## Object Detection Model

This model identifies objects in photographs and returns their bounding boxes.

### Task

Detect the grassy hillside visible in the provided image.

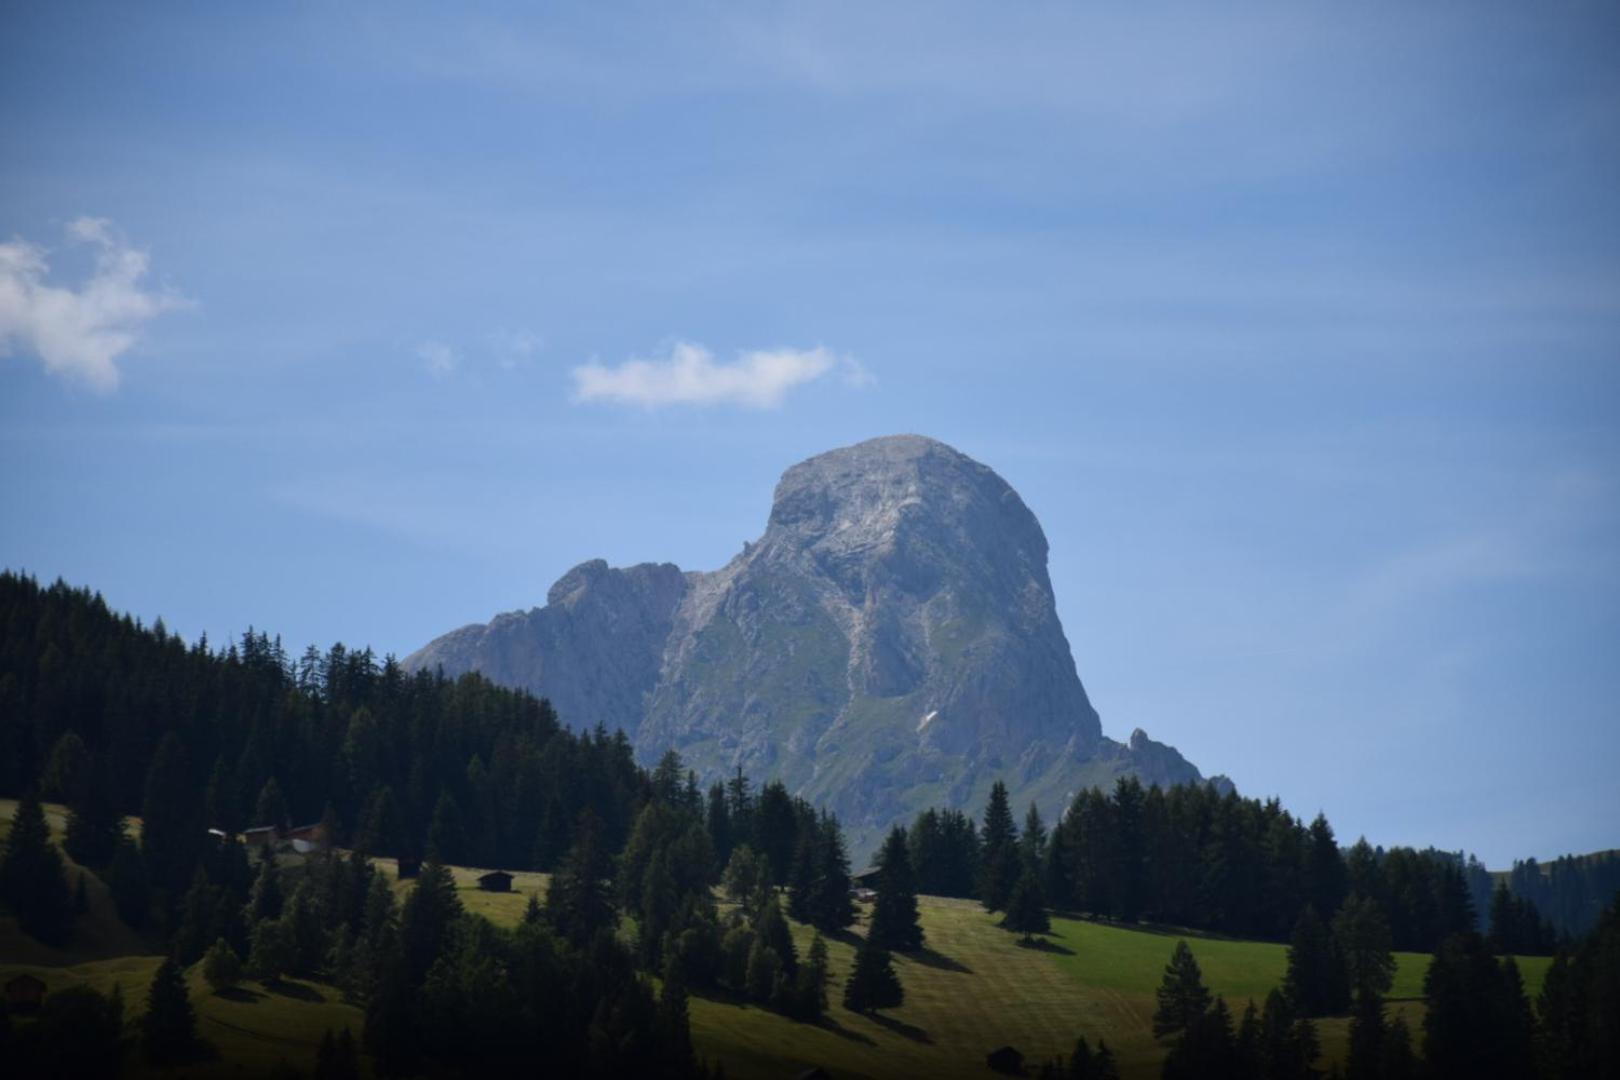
[685,900,1550,1080]
[2,800,1555,1080]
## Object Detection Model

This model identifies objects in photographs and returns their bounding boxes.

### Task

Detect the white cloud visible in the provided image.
[416,340,459,378]
[571,341,864,410]
[0,217,187,392]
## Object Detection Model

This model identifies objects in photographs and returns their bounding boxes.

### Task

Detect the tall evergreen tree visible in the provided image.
[0,787,72,945]
[141,732,201,895]
[843,935,903,1014]
[868,826,924,952]
[809,812,856,931]
[1333,893,1396,997]
[252,776,290,832]
[64,752,125,868]
[979,780,1019,912]
[1283,905,1350,1017]
[1345,986,1386,1080]
[107,835,150,928]
[141,956,197,1064]
[545,810,616,946]
[1001,864,1051,943]
[400,859,464,985]
[1153,940,1212,1038]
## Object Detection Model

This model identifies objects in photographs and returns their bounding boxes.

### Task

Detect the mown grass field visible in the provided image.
[2,800,1554,1079]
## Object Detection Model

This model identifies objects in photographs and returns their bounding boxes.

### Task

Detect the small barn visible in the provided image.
[397,856,421,880]
[477,870,514,893]
[285,822,330,854]
[986,1045,1025,1075]
[851,866,882,889]
[5,973,47,1013]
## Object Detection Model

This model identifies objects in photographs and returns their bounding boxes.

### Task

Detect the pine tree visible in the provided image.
[1345,986,1385,1080]
[809,812,856,931]
[0,787,72,945]
[1000,864,1051,942]
[1333,893,1396,997]
[141,956,196,1063]
[544,810,615,946]
[1284,905,1350,1017]
[722,845,769,915]
[142,732,201,894]
[786,826,817,923]
[755,894,799,975]
[979,780,1019,911]
[425,790,466,865]
[247,855,284,923]
[252,776,290,832]
[400,860,463,985]
[1153,940,1212,1038]
[107,835,150,928]
[203,937,243,992]
[1022,802,1048,868]
[64,752,125,868]
[869,825,924,952]
[657,956,697,1075]
[843,935,903,1014]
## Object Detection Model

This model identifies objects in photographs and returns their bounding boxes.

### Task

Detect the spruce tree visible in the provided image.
[142,732,201,894]
[203,937,243,992]
[107,836,150,928]
[810,813,857,931]
[1001,864,1051,942]
[1345,986,1385,1080]
[544,811,616,946]
[252,776,290,832]
[979,780,1019,911]
[756,894,799,975]
[842,935,903,1014]
[1153,940,1212,1038]
[868,825,924,952]
[400,859,463,985]
[656,956,696,1075]
[425,790,466,865]
[0,787,72,945]
[64,752,125,868]
[1284,905,1350,1017]
[141,956,196,1063]
[1333,893,1396,997]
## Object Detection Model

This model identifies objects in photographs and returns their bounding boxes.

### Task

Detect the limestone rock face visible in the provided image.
[405,435,1218,856]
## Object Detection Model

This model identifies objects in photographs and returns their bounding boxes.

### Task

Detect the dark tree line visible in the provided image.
[905,775,1505,957]
[1507,851,1620,939]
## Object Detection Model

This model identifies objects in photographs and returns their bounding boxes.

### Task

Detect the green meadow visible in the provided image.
[1,801,1553,1080]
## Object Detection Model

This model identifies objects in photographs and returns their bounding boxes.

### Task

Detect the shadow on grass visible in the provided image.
[1049,911,1251,943]
[903,946,973,973]
[870,1012,932,1044]
[261,979,325,1003]
[213,986,265,1004]
[817,1015,877,1046]
[1015,936,1074,956]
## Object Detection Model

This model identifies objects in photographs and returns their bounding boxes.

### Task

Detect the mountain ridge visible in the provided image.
[406,434,1226,855]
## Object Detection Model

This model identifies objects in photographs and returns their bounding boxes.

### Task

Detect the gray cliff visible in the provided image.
[405,435,1223,856]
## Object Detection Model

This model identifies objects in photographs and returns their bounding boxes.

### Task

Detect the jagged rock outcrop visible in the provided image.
[406,435,1222,856]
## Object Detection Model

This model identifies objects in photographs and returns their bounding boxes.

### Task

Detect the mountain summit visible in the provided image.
[407,435,1220,854]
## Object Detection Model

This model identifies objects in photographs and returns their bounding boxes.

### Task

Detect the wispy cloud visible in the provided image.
[488,329,542,369]
[571,341,868,410]
[416,340,459,378]
[0,217,187,392]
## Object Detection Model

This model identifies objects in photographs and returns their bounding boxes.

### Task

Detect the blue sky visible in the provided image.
[3,2,1617,866]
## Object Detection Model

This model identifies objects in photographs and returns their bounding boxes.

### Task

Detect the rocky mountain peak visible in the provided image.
[406,435,1217,857]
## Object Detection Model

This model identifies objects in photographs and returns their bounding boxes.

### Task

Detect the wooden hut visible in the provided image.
[477,870,514,893]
